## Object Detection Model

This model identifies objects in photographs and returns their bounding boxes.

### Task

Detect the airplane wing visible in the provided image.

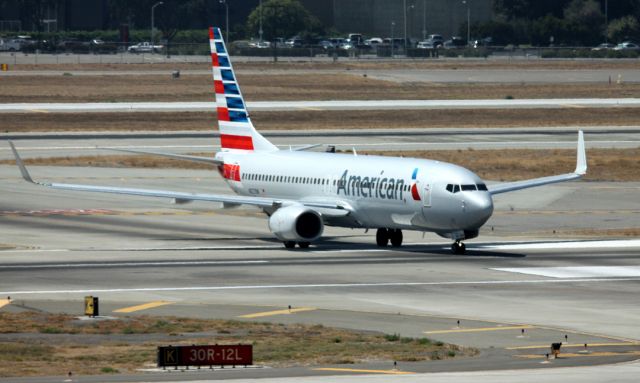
[488,131,587,195]
[101,147,223,166]
[8,142,350,216]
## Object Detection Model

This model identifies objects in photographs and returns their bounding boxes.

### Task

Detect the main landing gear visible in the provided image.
[284,241,310,249]
[451,241,466,255]
[376,228,403,247]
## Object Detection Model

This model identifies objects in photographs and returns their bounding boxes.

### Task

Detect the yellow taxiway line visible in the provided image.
[425,325,534,335]
[313,368,414,375]
[0,299,11,309]
[239,307,316,319]
[114,301,174,313]
[507,342,640,350]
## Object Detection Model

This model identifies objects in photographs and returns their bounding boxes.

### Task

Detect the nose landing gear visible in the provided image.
[451,241,466,254]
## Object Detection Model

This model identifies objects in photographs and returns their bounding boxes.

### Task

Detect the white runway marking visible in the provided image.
[2,278,639,296]
[0,260,269,269]
[1,141,637,153]
[2,98,640,113]
[492,266,640,279]
[1,245,284,253]
[475,239,640,251]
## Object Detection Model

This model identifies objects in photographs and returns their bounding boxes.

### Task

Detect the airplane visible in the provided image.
[8,27,587,254]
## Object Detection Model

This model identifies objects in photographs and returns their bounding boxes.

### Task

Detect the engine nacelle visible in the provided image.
[268,205,324,242]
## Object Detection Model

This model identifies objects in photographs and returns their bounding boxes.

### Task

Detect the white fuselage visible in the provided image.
[218,150,494,237]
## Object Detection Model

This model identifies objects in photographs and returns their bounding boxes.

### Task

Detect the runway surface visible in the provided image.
[2,98,640,113]
[1,162,639,381]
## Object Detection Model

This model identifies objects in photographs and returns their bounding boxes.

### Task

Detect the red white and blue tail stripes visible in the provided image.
[209,27,277,152]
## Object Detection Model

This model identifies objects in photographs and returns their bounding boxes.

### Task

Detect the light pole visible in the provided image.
[219,0,229,42]
[259,0,263,43]
[422,0,426,41]
[462,0,470,46]
[391,21,395,57]
[151,1,163,51]
[605,0,608,43]
[403,0,407,54]
[408,3,415,47]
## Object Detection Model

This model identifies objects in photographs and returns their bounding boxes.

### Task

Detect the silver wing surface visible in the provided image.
[489,131,587,195]
[8,142,349,216]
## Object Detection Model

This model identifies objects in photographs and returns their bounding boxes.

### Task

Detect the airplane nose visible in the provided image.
[465,192,494,227]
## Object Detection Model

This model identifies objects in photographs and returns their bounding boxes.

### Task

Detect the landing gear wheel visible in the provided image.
[451,241,466,255]
[298,242,310,249]
[389,229,403,247]
[376,228,389,247]
[284,241,296,249]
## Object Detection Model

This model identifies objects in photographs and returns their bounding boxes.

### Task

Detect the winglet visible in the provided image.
[575,130,587,175]
[8,141,34,183]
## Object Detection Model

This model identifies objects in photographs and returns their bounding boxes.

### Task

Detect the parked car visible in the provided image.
[57,38,89,53]
[285,37,303,48]
[442,36,467,49]
[473,37,493,48]
[90,39,118,54]
[613,42,639,51]
[347,33,363,45]
[318,40,334,49]
[128,42,163,53]
[426,34,444,46]
[416,40,436,49]
[0,38,22,51]
[248,40,270,48]
[591,42,615,51]
[364,37,383,47]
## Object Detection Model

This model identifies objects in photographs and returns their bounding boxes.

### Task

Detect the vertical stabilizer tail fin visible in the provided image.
[209,27,277,152]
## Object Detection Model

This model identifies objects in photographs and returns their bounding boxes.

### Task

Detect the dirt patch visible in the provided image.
[2,73,639,103]
[0,311,472,377]
[2,148,638,182]
[3,108,640,133]
[554,228,640,237]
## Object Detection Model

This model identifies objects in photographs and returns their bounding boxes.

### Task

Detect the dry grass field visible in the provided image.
[11,59,640,72]
[2,73,640,103]
[3,108,640,133]
[0,311,472,377]
[3,148,638,182]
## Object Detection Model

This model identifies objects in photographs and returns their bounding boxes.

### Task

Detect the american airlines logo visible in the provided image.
[337,169,417,201]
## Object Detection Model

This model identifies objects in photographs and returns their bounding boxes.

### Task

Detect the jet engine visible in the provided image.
[268,205,324,242]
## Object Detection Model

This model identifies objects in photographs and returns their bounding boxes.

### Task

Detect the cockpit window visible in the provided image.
[477,183,488,191]
[461,184,477,191]
[446,184,453,192]
[453,184,460,193]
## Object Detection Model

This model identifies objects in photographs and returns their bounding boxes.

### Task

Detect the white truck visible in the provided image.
[0,38,22,52]
[127,42,163,53]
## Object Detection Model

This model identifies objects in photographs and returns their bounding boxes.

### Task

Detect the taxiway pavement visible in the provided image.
[1,165,639,381]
